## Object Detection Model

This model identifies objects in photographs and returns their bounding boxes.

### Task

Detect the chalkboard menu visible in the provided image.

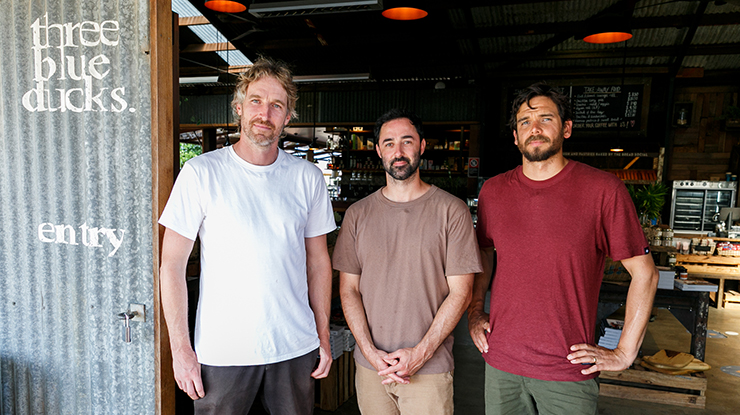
[568,85,642,130]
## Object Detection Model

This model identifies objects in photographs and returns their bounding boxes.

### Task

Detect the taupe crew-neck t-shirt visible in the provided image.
[333,186,482,374]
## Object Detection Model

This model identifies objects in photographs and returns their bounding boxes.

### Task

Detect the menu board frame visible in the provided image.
[567,84,644,131]
[504,78,651,137]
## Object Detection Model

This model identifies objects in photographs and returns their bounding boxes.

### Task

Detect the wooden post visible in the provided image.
[151,1,176,414]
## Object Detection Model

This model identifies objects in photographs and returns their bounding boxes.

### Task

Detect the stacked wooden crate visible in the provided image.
[599,359,707,409]
[723,290,740,308]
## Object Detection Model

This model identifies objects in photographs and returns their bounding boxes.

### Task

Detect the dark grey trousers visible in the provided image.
[194,348,318,415]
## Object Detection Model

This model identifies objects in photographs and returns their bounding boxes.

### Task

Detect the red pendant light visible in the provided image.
[583,31,632,44]
[205,0,246,13]
[382,7,427,21]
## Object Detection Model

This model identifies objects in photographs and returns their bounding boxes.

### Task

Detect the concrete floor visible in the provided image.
[316,306,740,415]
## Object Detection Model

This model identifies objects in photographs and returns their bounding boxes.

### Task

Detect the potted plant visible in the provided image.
[627,182,669,226]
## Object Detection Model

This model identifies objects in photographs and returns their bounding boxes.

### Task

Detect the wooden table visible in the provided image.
[598,282,710,361]
[676,254,740,308]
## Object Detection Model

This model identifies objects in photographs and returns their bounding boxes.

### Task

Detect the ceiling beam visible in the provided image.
[181,42,237,53]
[179,16,209,26]
[179,64,250,77]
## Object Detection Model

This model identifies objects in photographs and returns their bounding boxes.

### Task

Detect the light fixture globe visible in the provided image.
[583,31,632,44]
[382,7,428,20]
[205,0,246,13]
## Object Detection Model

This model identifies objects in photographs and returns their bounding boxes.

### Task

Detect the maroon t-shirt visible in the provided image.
[476,161,649,381]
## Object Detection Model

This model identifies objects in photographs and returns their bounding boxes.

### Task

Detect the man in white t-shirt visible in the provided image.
[159,57,336,415]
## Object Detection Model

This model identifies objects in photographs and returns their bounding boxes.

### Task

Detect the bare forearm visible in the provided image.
[161,265,192,351]
[306,236,333,346]
[339,274,377,357]
[567,255,658,374]
[468,247,494,316]
[307,264,332,345]
[160,230,196,354]
[416,275,473,359]
[618,271,658,358]
[618,254,659,360]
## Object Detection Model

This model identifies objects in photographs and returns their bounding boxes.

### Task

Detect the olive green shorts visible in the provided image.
[485,365,599,415]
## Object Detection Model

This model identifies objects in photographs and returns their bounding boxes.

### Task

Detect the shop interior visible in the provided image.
[170,1,740,413]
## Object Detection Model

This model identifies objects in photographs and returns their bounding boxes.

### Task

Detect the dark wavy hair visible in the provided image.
[508,83,572,131]
[373,109,424,144]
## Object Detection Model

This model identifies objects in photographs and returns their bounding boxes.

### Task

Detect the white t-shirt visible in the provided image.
[159,147,336,366]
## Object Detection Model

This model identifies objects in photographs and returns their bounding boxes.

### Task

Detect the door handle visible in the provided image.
[117,311,138,343]
[116,304,145,343]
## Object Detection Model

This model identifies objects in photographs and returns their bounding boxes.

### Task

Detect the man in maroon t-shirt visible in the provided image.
[468,83,659,415]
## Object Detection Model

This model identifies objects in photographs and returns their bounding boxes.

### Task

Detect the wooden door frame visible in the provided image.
[151,0,178,413]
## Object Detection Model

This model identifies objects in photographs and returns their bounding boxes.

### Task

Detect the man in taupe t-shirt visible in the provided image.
[333,109,482,415]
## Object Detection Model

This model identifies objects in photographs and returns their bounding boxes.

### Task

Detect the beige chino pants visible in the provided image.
[355,363,454,415]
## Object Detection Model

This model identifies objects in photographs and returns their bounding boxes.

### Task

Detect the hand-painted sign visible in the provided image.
[23,14,134,113]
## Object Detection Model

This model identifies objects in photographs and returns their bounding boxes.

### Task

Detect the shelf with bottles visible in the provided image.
[321,122,479,201]
[324,126,375,152]
[337,171,385,201]
[327,151,382,172]
[324,123,472,153]
[327,153,468,175]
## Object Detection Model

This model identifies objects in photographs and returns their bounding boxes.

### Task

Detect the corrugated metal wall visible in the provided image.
[181,93,234,125]
[299,88,480,123]
[180,86,481,126]
[0,1,155,414]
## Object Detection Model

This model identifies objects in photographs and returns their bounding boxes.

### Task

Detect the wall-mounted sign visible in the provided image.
[568,85,643,130]
[468,157,479,178]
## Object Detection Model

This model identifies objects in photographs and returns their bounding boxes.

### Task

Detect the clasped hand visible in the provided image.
[370,347,428,385]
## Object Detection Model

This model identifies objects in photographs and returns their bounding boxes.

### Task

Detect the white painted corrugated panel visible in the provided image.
[0,1,155,414]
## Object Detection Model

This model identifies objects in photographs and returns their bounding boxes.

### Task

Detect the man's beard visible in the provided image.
[244,118,281,147]
[518,129,565,162]
[383,155,421,181]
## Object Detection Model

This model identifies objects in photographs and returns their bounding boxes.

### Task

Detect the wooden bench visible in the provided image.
[676,254,740,308]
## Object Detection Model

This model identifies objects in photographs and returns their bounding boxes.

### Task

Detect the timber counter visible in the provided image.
[676,253,740,308]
